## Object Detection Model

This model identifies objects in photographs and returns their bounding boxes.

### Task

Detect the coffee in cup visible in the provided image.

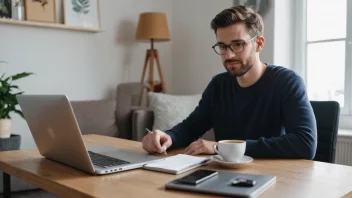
[213,140,246,162]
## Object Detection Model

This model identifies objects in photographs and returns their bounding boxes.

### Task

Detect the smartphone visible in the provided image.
[231,178,256,187]
[178,169,218,185]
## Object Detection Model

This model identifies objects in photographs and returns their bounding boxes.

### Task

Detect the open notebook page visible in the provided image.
[143,154,210,174]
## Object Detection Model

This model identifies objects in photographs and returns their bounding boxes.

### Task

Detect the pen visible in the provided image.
[145,128,168,155]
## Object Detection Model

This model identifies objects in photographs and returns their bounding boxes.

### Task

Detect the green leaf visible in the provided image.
[4,76,11,82]
[12,92,24,96]
[72,0,78,6]
[0,71,33,119]
[10,85,19,89]
[73,6,80,12]
[11,72,34,81]
[72,0,90,14]
[0,86,7,94]
[0,83,9,95]
[14,109,24,119]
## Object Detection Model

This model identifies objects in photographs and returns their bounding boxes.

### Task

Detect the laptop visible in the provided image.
[17,95,163,175]
[165,170,276,198]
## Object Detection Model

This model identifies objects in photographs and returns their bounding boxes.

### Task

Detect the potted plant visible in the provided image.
[0,65,33,140]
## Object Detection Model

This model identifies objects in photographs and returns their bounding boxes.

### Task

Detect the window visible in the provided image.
[297,0,352,116]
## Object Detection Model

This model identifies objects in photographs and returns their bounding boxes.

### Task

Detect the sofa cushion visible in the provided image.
[70,100,118,137]
[148,92,202,131]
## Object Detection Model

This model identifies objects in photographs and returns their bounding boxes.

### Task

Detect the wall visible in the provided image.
[171,0,294,95]
[171,0,233,95]
[0,0,173,149]
[260,1,275,65]
[273,0,294,69]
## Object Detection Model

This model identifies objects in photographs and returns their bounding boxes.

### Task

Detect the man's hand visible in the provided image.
[183,139,216,155]
[142,129,172,154]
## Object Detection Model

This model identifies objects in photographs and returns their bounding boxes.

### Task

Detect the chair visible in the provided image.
[310,101,340,163]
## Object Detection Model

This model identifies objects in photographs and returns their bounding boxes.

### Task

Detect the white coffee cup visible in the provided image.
[213,140,246,162]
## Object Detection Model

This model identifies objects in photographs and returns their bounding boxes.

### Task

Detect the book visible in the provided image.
[143,154,210,174]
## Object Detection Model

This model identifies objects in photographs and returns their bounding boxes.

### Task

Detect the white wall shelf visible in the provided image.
[0,18,102,33]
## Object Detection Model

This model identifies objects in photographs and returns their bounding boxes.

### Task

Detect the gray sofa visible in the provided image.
[131,98,215,143]
[0,82,147,197]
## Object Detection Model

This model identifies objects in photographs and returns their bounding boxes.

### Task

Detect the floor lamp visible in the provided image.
[136,12,170,106]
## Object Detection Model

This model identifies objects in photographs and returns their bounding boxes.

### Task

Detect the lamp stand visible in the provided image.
[138,39,166,106]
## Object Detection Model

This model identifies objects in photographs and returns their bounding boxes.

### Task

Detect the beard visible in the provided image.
[223,55,256,77]
[223,47,256,77]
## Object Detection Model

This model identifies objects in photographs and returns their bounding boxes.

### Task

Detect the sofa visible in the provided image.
[0,82,147,197]
[132,92,215,142]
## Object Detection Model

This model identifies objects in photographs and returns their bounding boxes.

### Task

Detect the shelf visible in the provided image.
[0,18,102,33]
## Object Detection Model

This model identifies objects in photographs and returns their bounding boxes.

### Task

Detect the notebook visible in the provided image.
[143,154,210,174]
[165,170,276,198]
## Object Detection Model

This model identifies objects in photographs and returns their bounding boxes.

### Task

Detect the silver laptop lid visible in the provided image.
[17,95,95,174]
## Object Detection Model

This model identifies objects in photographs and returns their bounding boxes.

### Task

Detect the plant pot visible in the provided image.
[0,134,21,151]
[0,119,12,138]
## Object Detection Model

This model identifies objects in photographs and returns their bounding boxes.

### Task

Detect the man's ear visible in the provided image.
[256,36,265,52]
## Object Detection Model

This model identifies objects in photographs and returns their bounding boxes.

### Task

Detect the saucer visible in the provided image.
[210,155,253,169]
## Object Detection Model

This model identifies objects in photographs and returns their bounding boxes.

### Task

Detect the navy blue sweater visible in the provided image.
[166,65,317,159]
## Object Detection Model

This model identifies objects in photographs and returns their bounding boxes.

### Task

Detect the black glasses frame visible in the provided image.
[212,35,258,55]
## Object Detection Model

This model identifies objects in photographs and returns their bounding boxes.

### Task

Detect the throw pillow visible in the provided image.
[148,92,202,131]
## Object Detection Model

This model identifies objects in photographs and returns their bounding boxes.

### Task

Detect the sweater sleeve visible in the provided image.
[245,73,317,159]
[165,79,214,149]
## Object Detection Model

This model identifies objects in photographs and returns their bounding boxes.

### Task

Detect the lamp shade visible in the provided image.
[136,12,170,41]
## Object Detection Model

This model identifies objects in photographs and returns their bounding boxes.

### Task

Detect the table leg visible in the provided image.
[3,172,11,198]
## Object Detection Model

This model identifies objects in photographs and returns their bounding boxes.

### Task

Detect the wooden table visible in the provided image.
[0,134,352,198]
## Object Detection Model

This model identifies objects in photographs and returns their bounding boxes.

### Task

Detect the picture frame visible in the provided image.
[24,0,56,23]
[0,0,11,19]
[63,0,101,29]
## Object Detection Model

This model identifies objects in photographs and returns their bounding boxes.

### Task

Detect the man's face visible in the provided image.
[215,23,258,77]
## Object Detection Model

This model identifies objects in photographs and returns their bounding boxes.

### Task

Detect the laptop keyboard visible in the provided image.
[88,151,131,168]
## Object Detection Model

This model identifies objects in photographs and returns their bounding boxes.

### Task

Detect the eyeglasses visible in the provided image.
[212,35,258,55]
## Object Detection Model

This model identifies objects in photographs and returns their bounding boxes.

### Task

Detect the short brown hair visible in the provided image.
[210,5,264,37]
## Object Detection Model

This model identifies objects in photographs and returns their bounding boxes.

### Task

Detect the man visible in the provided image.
[142,5,317,159]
